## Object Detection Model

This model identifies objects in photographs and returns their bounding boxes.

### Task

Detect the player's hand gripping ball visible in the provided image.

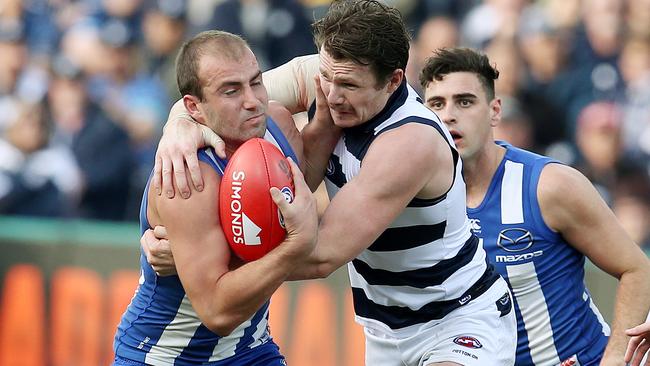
[219,138,294,261]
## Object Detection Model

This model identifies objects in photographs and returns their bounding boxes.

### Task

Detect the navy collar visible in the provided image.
[346,79,409,135]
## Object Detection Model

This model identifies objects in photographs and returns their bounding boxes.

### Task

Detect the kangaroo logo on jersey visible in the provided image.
[496,292,512,317]
[326,159,336,176]
[496,228,534,252]
[453,336,483,349]
[324,154,347,188]
[468,218,481,232]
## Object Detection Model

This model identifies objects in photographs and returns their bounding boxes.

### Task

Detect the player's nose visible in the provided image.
[326,86,344,105]
[437,106,457,125]
[241,85,263,109]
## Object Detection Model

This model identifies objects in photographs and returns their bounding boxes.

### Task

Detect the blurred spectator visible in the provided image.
[461,0,529,48]
[563,0,625,126]
[141,0,188,100]
[612,164,650,249]
[87,18,168,164]
[208,0,316,70]
[626,0,650,39]
[89,18,170,218]
[0,19,48,128]
[544,0,581,32]
[573,101,623,203]
[614,195,650,249]
[51,0,94,32]
[516,4,571,149]
[619,36,650,166]
[92,0,145,42]
[574,0,623,64]
[406,15,459,94]
[0,101,82,216]
[13,0,59,57]
[101,0,144,19]
[494,96,535,151]
[484,38,524,98]
[0,19,27,130]
[48,55,134,221]
[59,21,110,78]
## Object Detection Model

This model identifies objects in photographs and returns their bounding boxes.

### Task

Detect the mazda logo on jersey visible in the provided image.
[497,228,534,252]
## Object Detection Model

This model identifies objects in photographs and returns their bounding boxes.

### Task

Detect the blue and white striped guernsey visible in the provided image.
[113,118,296,366]
[468,141,610,366]
[321,80,499,334]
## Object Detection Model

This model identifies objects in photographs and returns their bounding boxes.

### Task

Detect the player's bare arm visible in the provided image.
[301,76,341,190]
[260,54,319,114]
[150,159,316,336]
[289,123,454,280]
[537,163,650,366]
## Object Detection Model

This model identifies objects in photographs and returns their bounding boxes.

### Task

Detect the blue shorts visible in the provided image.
[113,341,287,366]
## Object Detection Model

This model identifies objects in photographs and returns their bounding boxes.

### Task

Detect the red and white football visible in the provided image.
[219,138,294,261]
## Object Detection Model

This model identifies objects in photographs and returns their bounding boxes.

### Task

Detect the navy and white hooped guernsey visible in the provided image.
[113,118,297,366]
[468,141,610,366]
[321,80,500,334]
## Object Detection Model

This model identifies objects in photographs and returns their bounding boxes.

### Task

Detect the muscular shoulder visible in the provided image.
[368,122,452,198]
[372,122,450,165]
[537,163,601,232]
[150,161,221,226]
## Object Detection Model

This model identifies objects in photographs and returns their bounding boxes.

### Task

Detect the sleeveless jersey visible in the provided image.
[114,118,297,366]
[323,81,500,334]
[467,141,610,366]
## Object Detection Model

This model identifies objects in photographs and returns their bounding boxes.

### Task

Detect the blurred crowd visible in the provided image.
[0,0,648,247]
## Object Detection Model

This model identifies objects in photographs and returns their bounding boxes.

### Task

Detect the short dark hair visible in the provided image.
[176,30,249,101]
[419,48,499,100]
[313,0,411,86]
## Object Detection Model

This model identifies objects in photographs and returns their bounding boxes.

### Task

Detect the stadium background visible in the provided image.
[0,0,648,364]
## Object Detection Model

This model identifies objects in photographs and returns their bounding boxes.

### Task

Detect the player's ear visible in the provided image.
[183,95,205,124]
[386,68,404,93]
[489,97,502,127]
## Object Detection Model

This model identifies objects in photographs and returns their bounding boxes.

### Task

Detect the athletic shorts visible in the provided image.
[364,277,517,366]
[113,340,287,366]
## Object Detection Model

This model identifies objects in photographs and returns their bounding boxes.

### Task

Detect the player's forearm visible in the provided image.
[301,122,340,190]
[287,246,337,280]
[602,265,650,365]
[163,99,191,132]
[286,218,350,281]
[264,54,318,114]
[206,247,308,335]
